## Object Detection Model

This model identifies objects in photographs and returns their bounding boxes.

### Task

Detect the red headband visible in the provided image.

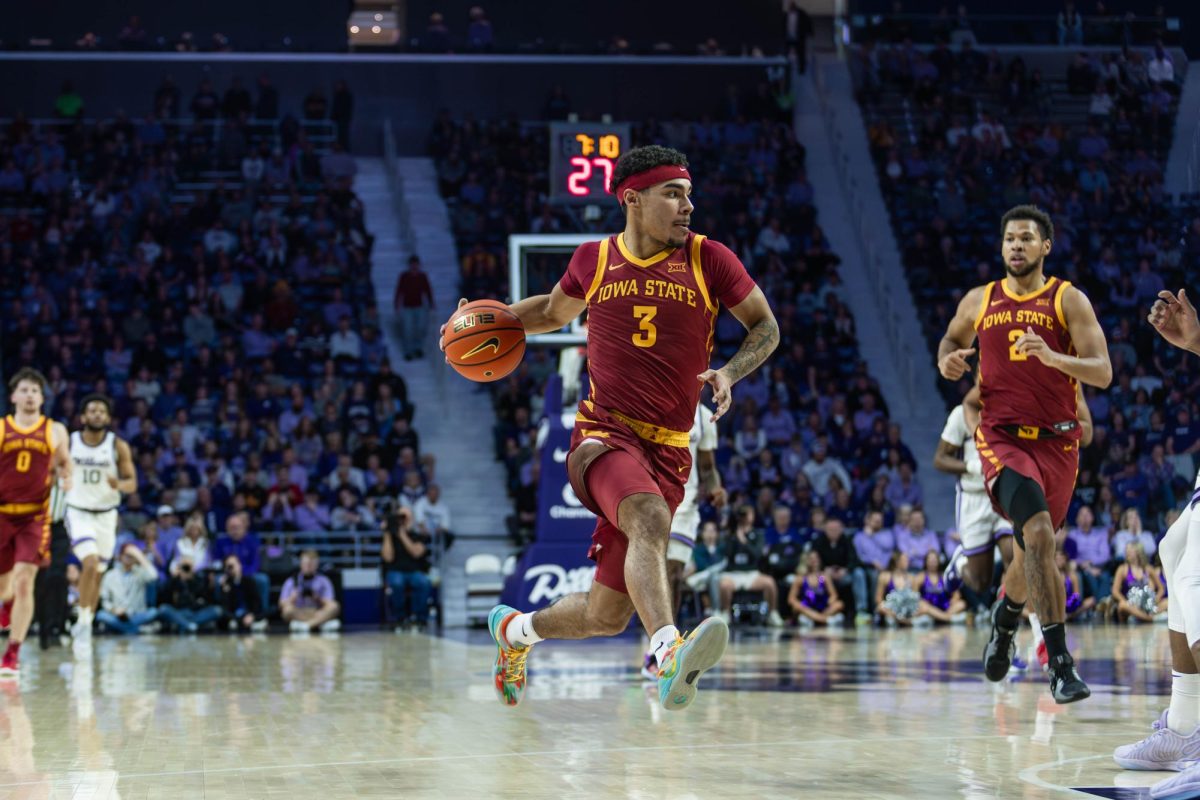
[614,165,692,206]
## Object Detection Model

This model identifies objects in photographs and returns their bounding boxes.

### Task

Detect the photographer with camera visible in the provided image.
[279,550,341,634]
[217,554,267,632]
[157,557,222,633]
[381,506,433,631]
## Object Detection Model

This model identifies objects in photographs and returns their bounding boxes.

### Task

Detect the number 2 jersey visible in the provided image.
[66,430,120,512]
[559,232,757,433]
[0,415,54,513]
[974,276,1080,438]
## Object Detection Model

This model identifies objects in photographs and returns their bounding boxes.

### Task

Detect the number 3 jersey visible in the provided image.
[974,276,1080,438]
[559,232,757,433]
[66,431,120,512]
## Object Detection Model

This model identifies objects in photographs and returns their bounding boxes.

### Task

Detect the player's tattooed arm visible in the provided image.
[700,288,779,421]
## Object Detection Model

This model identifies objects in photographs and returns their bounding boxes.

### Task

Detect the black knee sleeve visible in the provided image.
[992,469,1048,551]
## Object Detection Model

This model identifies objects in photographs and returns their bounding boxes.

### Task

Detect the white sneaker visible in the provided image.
[715,610,731,625]
[70,619,92,643]
[950,611,968,625]
[943,545,966,586]
[826,613,845,627]
[319,619,342,633]
[1114,710,1200,771]
[913,615,934,628]
[797,616,815,630]
[1151,760,1200,798]
[289,620,311,634]
[250,619,268,632]
[767,611,785,628]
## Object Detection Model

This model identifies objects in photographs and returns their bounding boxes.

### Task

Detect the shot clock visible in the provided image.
[548,121,632,202]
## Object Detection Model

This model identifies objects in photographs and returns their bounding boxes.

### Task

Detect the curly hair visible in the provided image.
[609,144,689,195]
[1000,204,1054,242]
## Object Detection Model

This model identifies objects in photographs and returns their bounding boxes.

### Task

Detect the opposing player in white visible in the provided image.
[641,402,725,680]
[1114,289,1200,800]
[934,399,1016,602]
[66,395,137,643]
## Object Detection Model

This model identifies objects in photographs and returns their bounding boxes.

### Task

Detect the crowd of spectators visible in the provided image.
[0,76,445,633]
[430,83,925,551]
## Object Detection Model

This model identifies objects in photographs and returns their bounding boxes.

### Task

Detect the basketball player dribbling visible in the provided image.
[937,205,1111,704]
[442,145,778,710]
[0,368,72,678]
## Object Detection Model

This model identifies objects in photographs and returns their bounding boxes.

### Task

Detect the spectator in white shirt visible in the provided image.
[754,217,791,257]
[802,441,852,497]
[170,512,212,575]
[328,316,362,362]
[202,220,237,255]
[325,454,367,496]
[1148,45,1174,87]
[413,484,452,540]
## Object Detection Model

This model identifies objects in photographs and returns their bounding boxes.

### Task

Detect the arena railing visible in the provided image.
[811,61,918,410]
[0,116,336,149]
[846,13,1181,47]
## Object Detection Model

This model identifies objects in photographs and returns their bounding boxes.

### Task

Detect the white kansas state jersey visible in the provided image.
[940,405,985,493]
[67,431,120,511]
[681,404,719,508]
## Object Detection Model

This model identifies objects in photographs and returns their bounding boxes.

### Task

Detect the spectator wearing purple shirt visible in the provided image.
[294,489,332,532]
[853,394,883,435]
[884,462,922,510]
[1067,505,1112,601]
[853,509,894,616]
[759,398,796,448]
[894,510,941,569]
[280,551,341,633]
[211,512,270,613]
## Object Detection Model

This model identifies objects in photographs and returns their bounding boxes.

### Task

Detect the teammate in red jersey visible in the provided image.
[0,367,72,678]
[443,145,778,710]
[938,205,1111,703]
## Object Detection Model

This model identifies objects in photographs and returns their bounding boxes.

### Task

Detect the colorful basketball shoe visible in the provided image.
[1115,710,1200,771]
[656,616,729,711]
[1151,761,1200,799]
[488,605,532,707]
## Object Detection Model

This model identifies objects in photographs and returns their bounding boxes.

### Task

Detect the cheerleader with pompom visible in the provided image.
[915,549,967,623]
[1111,542,1165,623]
[874,552,930,627]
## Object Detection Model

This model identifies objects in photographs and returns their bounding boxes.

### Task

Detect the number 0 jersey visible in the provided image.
[559,232,757,433]
[0,415,54,513]
[974,276,1081,439]
[66,431,121,512]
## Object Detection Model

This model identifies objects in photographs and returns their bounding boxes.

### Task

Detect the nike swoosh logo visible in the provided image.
[461,337,501,359]
[608,261,626,271]
[990,299,1004,307]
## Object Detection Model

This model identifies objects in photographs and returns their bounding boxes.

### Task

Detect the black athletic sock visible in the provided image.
[1042,622,1068,661]
[995,599,1025,631]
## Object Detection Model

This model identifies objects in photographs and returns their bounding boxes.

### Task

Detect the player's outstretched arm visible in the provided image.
[111,438,138,495]
[508,283,587,335]
[1148,288,1200,354]
[1014,286,1112,388]
[700,287,778,421]
[937,286,984,380]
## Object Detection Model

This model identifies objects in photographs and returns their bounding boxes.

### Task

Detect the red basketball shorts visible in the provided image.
[0,509,51,573]
[567,403,691,595]
[975,421,1079,531]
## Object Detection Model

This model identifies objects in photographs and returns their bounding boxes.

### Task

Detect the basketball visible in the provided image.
[443,300,526,382]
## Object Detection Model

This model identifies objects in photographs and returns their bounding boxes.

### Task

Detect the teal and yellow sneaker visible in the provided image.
[488,604,532,707]
[656,616,729,711]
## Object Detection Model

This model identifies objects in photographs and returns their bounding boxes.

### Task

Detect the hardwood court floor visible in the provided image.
[0,624,1178,799]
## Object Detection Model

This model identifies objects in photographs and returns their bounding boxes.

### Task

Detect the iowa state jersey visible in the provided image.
[559,232,757,433]
[974,276,1080,439]
[0,416,54,511]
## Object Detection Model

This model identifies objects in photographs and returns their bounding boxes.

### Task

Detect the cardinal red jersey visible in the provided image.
[0,416,54,513]
[975,276,1080,439]
[559,232,757,433]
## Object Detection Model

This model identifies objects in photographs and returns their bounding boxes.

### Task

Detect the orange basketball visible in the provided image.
[443,299,526,382]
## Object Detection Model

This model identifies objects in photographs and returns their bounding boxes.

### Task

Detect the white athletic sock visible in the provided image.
[504,613,543,648]
[78,607,94,626]
[1029,613,1043,643]
[651,625,680,668]
[1169,671,1200,734]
